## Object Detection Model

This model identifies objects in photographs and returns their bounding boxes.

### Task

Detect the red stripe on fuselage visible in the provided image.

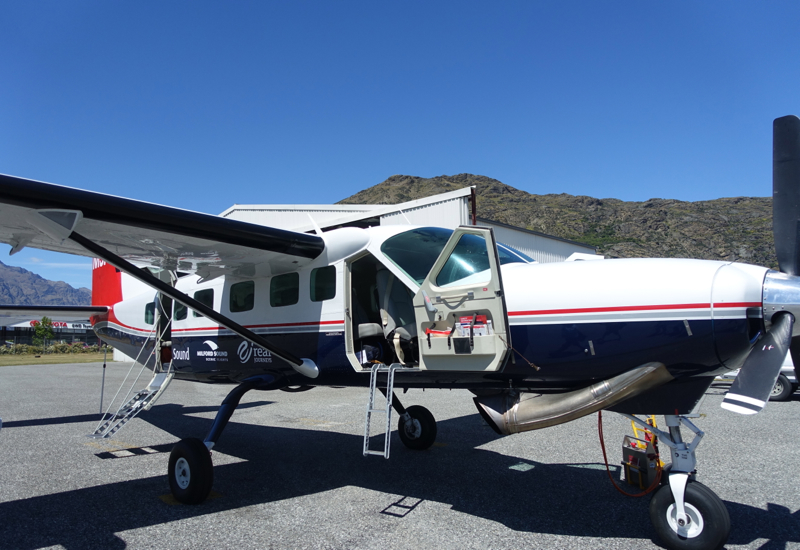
[508,302,761,317]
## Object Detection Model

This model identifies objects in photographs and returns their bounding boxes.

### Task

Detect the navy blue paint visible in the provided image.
[504,319,745,383]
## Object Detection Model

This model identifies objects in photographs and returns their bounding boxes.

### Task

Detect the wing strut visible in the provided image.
[68,231,319,379]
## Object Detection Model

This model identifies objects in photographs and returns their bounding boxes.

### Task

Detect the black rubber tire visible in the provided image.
[397,405,437,450]
[770,374,793,401]
[168,438,214,504]
[279,385,315,393]
[650,480,730,550]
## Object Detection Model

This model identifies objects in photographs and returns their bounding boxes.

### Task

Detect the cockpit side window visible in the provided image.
[381,227,534,285]
[380,227,453,285]
[435,233,491,287]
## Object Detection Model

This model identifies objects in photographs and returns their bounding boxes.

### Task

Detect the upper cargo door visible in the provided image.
[412,226,511,371]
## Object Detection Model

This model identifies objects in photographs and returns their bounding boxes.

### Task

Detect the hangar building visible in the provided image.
[221,187,596,263]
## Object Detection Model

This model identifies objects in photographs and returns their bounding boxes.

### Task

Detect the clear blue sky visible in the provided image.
[2,1,799,289]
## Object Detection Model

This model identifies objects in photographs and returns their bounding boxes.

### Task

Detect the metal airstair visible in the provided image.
[363,363,402,458]
[89,371,174,439]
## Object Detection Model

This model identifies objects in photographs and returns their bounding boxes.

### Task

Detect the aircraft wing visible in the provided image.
[0,174,325,279]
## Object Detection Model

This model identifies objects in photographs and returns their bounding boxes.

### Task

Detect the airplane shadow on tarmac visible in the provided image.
[0,400,798,550]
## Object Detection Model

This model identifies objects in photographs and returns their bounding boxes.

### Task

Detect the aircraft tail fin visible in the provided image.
[91,259,123,306]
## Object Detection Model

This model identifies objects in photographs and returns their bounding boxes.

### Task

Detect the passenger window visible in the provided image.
[144,302,155,325]
[230,281,255,312]
[174,301,187,321]
[270,273,299,307]
[311,266,336,302]
[435,233,491,287]
[193,289,214,317]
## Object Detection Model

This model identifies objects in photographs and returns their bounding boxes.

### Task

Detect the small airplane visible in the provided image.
[1,116,799,550]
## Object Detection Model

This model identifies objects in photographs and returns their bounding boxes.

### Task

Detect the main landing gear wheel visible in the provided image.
[770,374,793,401]
[649,481,730,550]
[397,405,437,450]
[168,438,214,504]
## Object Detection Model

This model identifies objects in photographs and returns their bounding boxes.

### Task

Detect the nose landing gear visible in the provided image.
[650,480,730,550]
[623,414,730,550]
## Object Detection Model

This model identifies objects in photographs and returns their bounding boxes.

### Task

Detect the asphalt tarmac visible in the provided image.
[0,362,798,550]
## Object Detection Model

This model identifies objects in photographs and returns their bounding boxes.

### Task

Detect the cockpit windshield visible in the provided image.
[497,243,535,264]
[380,227,533,286]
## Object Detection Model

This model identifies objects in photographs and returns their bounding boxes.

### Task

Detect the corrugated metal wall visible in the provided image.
[380,195,470,226]
[481,221,597,263]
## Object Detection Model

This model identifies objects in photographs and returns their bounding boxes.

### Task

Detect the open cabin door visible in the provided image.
[412,226,511,371]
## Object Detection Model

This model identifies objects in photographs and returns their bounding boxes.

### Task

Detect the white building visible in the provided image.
[221,186,596,263]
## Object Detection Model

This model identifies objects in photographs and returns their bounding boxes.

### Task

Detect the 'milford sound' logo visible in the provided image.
[237,341,273,364]
[197,339,228,361]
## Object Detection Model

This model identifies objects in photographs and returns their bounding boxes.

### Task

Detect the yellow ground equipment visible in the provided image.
[621,415,662,490]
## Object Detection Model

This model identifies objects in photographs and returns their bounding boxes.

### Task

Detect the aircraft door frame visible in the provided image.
[412,226,511,372]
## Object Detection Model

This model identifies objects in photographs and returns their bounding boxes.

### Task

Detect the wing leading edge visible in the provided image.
[0,174,326,278]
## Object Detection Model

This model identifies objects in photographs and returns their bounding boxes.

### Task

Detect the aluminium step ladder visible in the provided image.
[89,372,174,439]
[363,363,403,458]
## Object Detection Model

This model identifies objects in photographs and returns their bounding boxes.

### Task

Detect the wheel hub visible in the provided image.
[404,418,422,439]
[175,457,191,489]
[666,502,704,538]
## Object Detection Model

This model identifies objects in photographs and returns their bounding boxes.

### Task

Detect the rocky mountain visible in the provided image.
[0,261,91,305]
[339,174,776,268]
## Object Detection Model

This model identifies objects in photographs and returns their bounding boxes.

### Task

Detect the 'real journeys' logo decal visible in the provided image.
[237,341,273,364]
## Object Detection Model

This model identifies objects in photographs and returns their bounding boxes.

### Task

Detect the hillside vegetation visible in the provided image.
[339,174,775,268]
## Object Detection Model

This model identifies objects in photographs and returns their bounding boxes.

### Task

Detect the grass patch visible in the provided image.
[0,353,113,367]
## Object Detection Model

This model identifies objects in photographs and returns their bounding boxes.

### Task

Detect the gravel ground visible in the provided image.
[0,362,798,550]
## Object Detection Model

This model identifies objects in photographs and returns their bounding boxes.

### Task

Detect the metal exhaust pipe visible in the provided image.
[473,362,672,435]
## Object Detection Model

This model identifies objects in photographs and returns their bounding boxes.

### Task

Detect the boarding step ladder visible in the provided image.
[363,363,404,459]
[89,372,174,439]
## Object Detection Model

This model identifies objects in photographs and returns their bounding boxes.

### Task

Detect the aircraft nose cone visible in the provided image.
[763,270,800,336]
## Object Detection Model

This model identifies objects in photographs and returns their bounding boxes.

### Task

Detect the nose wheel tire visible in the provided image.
[649,481,730,550]
[168,438,214,504]
[770,374,793,401]
[397,405,437,450]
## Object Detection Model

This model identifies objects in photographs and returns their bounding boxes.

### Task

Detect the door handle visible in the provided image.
[436,291,474,302]
[421,290,437,314]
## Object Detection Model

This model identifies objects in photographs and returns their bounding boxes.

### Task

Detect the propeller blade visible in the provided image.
[773,115,800,276]
[722,313,794,415]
